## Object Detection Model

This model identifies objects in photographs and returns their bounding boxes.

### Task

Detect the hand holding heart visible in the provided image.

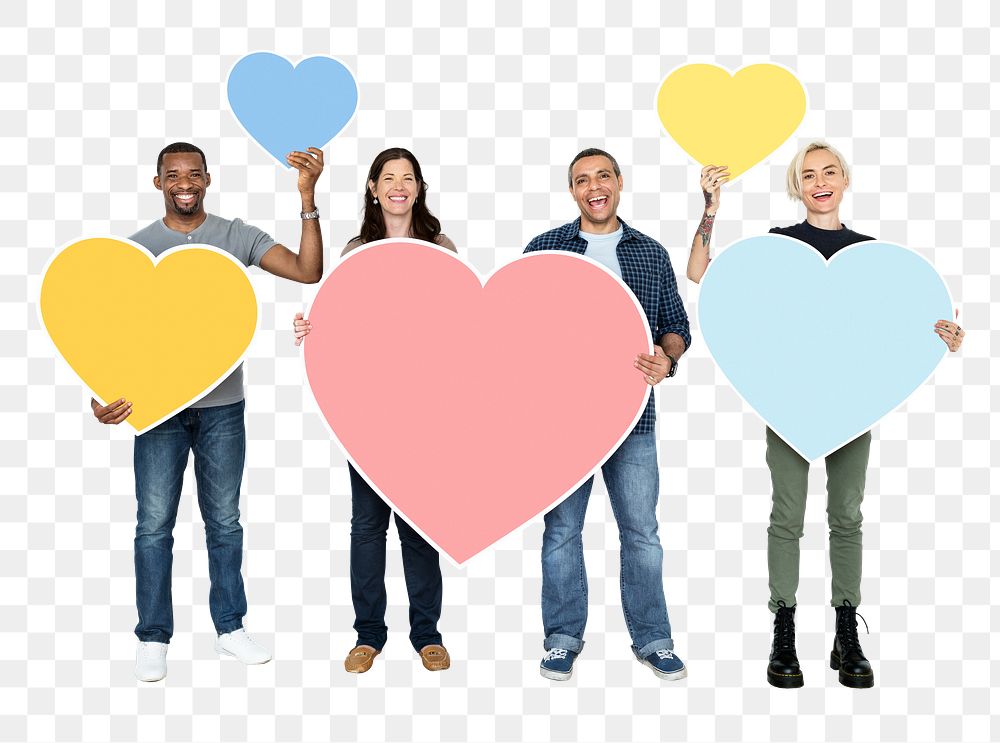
[91,397,132,425]
[934,309,964,352]
[634,346,672,386]
[293,312,312,346]
[286,147,325,196]
[700,165,729,213]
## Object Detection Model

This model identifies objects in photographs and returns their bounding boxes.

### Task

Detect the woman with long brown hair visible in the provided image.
[295,148,454,674]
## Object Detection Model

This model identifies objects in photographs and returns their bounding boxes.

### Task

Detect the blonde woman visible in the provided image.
[688,141,964,689]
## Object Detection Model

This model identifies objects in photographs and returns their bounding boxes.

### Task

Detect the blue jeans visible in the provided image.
[541,431,674,658]
[349,464,443,652]
[133,400,247,643]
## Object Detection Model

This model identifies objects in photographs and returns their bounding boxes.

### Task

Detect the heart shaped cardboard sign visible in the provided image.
[227,52,358,167]
[303,240,652,564]
[656,63,807,180]
[698,235,952,460]
[40,237,259,434]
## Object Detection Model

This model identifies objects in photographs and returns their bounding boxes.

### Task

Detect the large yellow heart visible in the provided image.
[656,63,807,180]
[40,237,258,433]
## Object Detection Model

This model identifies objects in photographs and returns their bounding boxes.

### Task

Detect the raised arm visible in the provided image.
[687,165,728,284]
[259,147,325,284]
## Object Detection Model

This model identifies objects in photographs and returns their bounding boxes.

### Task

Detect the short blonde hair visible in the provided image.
[786,140,851,201]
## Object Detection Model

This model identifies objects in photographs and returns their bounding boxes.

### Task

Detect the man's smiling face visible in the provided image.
[570,155,623,233]
[155,152,211,218]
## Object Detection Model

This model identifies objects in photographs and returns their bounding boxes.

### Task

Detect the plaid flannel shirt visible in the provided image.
[524,217,691,434]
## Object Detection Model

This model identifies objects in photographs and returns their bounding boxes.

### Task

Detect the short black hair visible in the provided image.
[156,142,208,174]
[568,148,621,186]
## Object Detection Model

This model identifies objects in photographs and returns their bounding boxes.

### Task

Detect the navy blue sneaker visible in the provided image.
[637,648,688,680]
[539,647,578,681]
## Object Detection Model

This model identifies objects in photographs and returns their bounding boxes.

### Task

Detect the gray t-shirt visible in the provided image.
[580,225,624,278]
[129,213,277,407]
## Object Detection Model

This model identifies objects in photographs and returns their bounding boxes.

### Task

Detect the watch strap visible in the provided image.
[665,353,678,378]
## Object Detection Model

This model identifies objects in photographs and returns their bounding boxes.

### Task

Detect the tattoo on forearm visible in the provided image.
[703,189,713,209]
[698,212,716,249]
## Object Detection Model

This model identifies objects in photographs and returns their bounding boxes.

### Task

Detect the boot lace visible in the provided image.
[836,600,869,653]
[774,601,796,651]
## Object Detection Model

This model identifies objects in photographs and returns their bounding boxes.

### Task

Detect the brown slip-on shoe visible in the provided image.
[344,645,380,673]
[419,644,451,671]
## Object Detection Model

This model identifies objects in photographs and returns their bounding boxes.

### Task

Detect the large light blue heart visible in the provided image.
[227,53,358,167]
[698,235,952,461]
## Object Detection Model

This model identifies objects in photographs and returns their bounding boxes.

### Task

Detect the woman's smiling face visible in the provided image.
[800,148,848,217]
[369,158,419,216]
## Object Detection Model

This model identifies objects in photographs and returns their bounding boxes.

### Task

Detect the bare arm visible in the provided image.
[435,233,458,253]
[657,333,687,366]
[687,165,728,284]
[341,238,363,257]
[259,147,325,284]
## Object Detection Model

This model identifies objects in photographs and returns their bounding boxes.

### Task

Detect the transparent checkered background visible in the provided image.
[1,1,996,741]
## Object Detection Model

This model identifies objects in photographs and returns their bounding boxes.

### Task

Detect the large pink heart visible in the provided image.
[304,240,651,564]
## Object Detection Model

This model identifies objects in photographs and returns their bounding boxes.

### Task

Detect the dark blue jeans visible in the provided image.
[133,400,247,643]
[349,464,443,652]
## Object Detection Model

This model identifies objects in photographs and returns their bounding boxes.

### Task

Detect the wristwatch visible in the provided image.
[665,354,678,378]
[300,208,320,220]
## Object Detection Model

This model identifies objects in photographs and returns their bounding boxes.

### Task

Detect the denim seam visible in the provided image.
[635,637,674,657]
[544,633,584,653]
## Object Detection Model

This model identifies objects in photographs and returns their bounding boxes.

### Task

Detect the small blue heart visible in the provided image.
[227,53,358,167]
[699,235,952,461]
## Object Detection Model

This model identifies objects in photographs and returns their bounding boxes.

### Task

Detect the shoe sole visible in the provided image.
[539,665,573,681]
[830,653,874,688]
[421,661,451,671]
[767,668,804,689]
[215,645,272,665]
[638,659,688,681]
[135,671,166,682]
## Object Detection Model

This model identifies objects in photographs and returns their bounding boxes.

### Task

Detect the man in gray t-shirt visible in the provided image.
[91,141,326,682]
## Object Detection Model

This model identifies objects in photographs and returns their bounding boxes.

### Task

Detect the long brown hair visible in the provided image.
[353,148,442,245]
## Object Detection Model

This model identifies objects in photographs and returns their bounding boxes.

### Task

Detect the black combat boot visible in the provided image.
[767,601,803,688]
[830,600,874,688]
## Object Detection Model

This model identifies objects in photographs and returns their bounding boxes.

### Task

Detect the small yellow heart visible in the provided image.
[40,237,259,433]
[656,63,807,180]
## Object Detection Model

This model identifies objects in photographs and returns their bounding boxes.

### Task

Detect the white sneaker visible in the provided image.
[215,628,272,665]
[135,641,168,682]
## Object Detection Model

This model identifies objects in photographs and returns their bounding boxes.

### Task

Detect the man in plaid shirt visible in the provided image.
[526,148,691,682]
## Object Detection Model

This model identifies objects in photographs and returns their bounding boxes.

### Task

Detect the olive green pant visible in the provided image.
[765,427,871,613]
